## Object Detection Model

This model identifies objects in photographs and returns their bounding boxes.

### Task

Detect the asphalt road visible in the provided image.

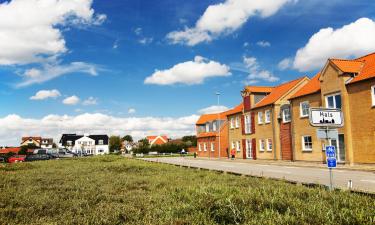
[142,157,375,193]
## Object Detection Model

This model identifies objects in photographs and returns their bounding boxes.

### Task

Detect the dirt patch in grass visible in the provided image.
[0,156,374,225]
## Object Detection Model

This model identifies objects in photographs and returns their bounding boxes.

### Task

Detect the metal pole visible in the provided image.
[329,168,333,191]
[217,92,221,159]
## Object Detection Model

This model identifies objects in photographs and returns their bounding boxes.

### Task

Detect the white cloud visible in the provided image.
[144,56,231,85]
[63,95,80,105]
[198,105,229,114]
[278,57,292,70]
[256,41,271,47]
[16,62,98,88]
[134,27,142,35]
[139,37,153,45]
[82,97,98,106]
[0,0,105,65]
[243,42,249,47]
[293,17,375,72]
[243,56,279,84]
[0,113,199,146]
[128,108,136,114]
[30,89,61,100]
[167,0,292,46]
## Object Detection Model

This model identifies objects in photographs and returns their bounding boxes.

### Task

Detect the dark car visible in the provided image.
[0,156,6,163]
[25,154,51,162]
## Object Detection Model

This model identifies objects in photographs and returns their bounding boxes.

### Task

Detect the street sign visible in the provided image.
[325,146,336,158]
[309,108,344,127]
[327,157,337,168]
[317,129,338,139]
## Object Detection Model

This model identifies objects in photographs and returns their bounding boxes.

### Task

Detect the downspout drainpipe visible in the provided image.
[271,105,277,160]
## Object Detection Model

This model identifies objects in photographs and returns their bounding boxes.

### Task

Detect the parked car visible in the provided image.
[25,154,51,162]
[58,149,77,158]
[8,155,26,163]
[0,156,6,163]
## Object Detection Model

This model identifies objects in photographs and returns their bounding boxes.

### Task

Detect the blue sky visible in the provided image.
[1,0,375,145]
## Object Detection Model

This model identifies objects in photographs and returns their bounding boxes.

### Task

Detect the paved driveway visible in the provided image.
[142,157,375,193]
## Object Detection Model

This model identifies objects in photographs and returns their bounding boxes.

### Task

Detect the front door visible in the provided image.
[245,139,252,159]
[330,134,345,162]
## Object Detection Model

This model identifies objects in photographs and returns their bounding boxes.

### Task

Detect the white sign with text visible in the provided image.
[309,108,344,127]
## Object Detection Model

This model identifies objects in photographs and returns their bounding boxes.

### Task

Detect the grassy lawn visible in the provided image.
[0,156,374,225]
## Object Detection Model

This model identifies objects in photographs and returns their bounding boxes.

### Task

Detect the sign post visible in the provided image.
[309,108,343,191]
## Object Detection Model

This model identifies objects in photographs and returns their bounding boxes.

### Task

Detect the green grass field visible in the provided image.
[0,156,374,225]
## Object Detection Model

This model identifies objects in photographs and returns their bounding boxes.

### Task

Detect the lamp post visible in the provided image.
[216,92,221,159]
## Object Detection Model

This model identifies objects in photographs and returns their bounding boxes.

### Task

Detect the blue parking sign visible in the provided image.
[326,146,336,158]
[327,157,337,168]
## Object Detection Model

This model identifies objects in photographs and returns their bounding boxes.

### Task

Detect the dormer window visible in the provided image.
[205,123,210,132]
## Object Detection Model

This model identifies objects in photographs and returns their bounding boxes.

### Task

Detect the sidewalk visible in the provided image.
[194,157,375,172]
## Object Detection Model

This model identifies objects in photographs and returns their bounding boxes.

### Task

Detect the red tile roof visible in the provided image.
[225,103,243,116]
[146,136,168,145]
[196,112,228,125]
[245,86,274,93]
[330,59,364,73]
[253,76,307,109]
[197,132,217,138]
[350,52,375,83]
[289,73,321,99]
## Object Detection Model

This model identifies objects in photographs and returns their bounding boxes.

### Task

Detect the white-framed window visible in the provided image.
[282,108,291,123]
[265,110,271,123]
[198,143,202,151]
[302,136,313,151]
[326,93,341,109]
[213,122,217,131]
[267,139,272,151]
[230,117,234,129]
[236,141,241,152]
[204,143,207,151]
[235,116,239,128]
[231,141,235,150]
[210,142,214,152]
[300,101,310,117]
[244,114,251,134]
[205,123,210,132]
[258,112,263,124]
[371,85,375,106]
[245,139,252,158]
[67,140,72,146]
[259,139,265,151]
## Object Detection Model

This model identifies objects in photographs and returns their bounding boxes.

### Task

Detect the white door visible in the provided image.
[246,139,252,159]
[329,134,345,162]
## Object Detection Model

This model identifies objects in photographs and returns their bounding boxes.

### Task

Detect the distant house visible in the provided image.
[59,134,109,155]
[41,138,54,149]
[21,137,42,147]
[146,135,169,147]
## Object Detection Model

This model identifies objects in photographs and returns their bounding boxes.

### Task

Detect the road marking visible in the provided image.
[360,179,375,184]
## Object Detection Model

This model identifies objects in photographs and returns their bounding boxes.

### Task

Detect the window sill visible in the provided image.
[282,120,291,124]
[302,149,312,152]
[259,150,265,152]
[267,150,272,152]
[265,121,270,124]
[300,115,308,118]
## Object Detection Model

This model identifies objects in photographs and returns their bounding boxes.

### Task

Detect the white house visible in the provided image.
[59,134,109,155]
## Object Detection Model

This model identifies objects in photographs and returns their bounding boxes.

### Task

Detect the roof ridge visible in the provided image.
[354,52,375,60]
[330,58,364,62]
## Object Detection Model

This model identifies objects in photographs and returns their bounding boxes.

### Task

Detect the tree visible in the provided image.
[182,135,197,146]
[109,136,121,153]
[121,135,133,143]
